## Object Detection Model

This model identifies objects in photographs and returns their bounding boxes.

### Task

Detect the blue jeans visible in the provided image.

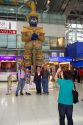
[16,78,25,95]
[42,79,48,93]
[58,103,73,125]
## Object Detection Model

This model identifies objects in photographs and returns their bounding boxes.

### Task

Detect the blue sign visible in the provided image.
[72,60,83,68]
[49,57,72,62]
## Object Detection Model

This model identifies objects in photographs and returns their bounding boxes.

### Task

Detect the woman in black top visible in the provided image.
[34,67,42,94]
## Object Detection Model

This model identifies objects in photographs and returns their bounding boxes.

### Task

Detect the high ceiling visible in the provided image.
[0,0,83,22]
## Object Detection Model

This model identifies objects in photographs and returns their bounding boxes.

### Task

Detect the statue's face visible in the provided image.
[29,16,38,27]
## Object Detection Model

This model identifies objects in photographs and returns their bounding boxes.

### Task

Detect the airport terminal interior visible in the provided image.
[0,0,83,125]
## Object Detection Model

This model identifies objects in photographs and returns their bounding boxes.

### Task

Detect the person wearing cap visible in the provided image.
[25,68,31,95]
[16,65,25,96]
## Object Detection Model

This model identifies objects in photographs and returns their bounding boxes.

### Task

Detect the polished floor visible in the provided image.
[0,82,83,125]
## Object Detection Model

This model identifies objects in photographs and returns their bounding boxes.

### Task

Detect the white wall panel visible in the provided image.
[17,21,65,37]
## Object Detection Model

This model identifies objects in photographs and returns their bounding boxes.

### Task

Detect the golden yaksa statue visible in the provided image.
[21,0,45,70]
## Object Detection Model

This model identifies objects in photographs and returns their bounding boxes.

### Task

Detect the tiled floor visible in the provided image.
[0,82,83,125]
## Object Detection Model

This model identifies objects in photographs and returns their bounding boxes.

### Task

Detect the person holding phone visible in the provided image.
[54,67,74,125]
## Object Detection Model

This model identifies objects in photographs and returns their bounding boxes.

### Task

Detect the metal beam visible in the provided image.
[68,13,83,18]
[60,0,71,13]
[64,0,78,17]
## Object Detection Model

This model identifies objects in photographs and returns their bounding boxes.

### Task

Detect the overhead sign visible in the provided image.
[0,20,16,34]
[0,29,16,34]
[49,57,72,62]
[0,56,22,60]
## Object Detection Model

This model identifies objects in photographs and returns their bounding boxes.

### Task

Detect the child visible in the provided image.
[25,69,31,95]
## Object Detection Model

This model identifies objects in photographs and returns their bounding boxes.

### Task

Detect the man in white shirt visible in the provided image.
[16,65,25,96]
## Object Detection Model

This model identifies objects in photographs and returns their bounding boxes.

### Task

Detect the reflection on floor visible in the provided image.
[0,82,83,125]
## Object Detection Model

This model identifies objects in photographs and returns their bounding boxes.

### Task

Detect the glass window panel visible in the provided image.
[71,24,76,28]
[77,29,82,32]
[69,32,73,36]
[59,53,64,57]
[18,50,24,56]
[38,13,42,23]
[77,37,83,41]
[77,32,81,36]
[50,38,58,49]
[77,24,82,28]
[69,35,72,39]
[0,50,7,55]
[0,34,7,47]
[42,13,49,23]
[7,34,16,48]
[77,32,83,41]
[42,36,50,50]
[7,50,17,55]
[17,35,25,48]
[42,36,49,45]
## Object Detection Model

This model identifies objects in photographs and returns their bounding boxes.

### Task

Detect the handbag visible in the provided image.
[72,83,79,104]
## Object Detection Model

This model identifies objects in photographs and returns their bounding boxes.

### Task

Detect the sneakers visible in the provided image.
[46,92,49,95]
[15,92,24,96]
[36,92,42,95]
[20,92,24,95]
[15,93,18,96]
[43,92,49,95]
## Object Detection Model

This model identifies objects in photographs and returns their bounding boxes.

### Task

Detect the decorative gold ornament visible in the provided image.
[26,0,38,18]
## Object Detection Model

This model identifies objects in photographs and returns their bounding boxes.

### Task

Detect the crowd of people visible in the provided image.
[72,67,83,83]
[7,65,83,96]
[15,65,50,96]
